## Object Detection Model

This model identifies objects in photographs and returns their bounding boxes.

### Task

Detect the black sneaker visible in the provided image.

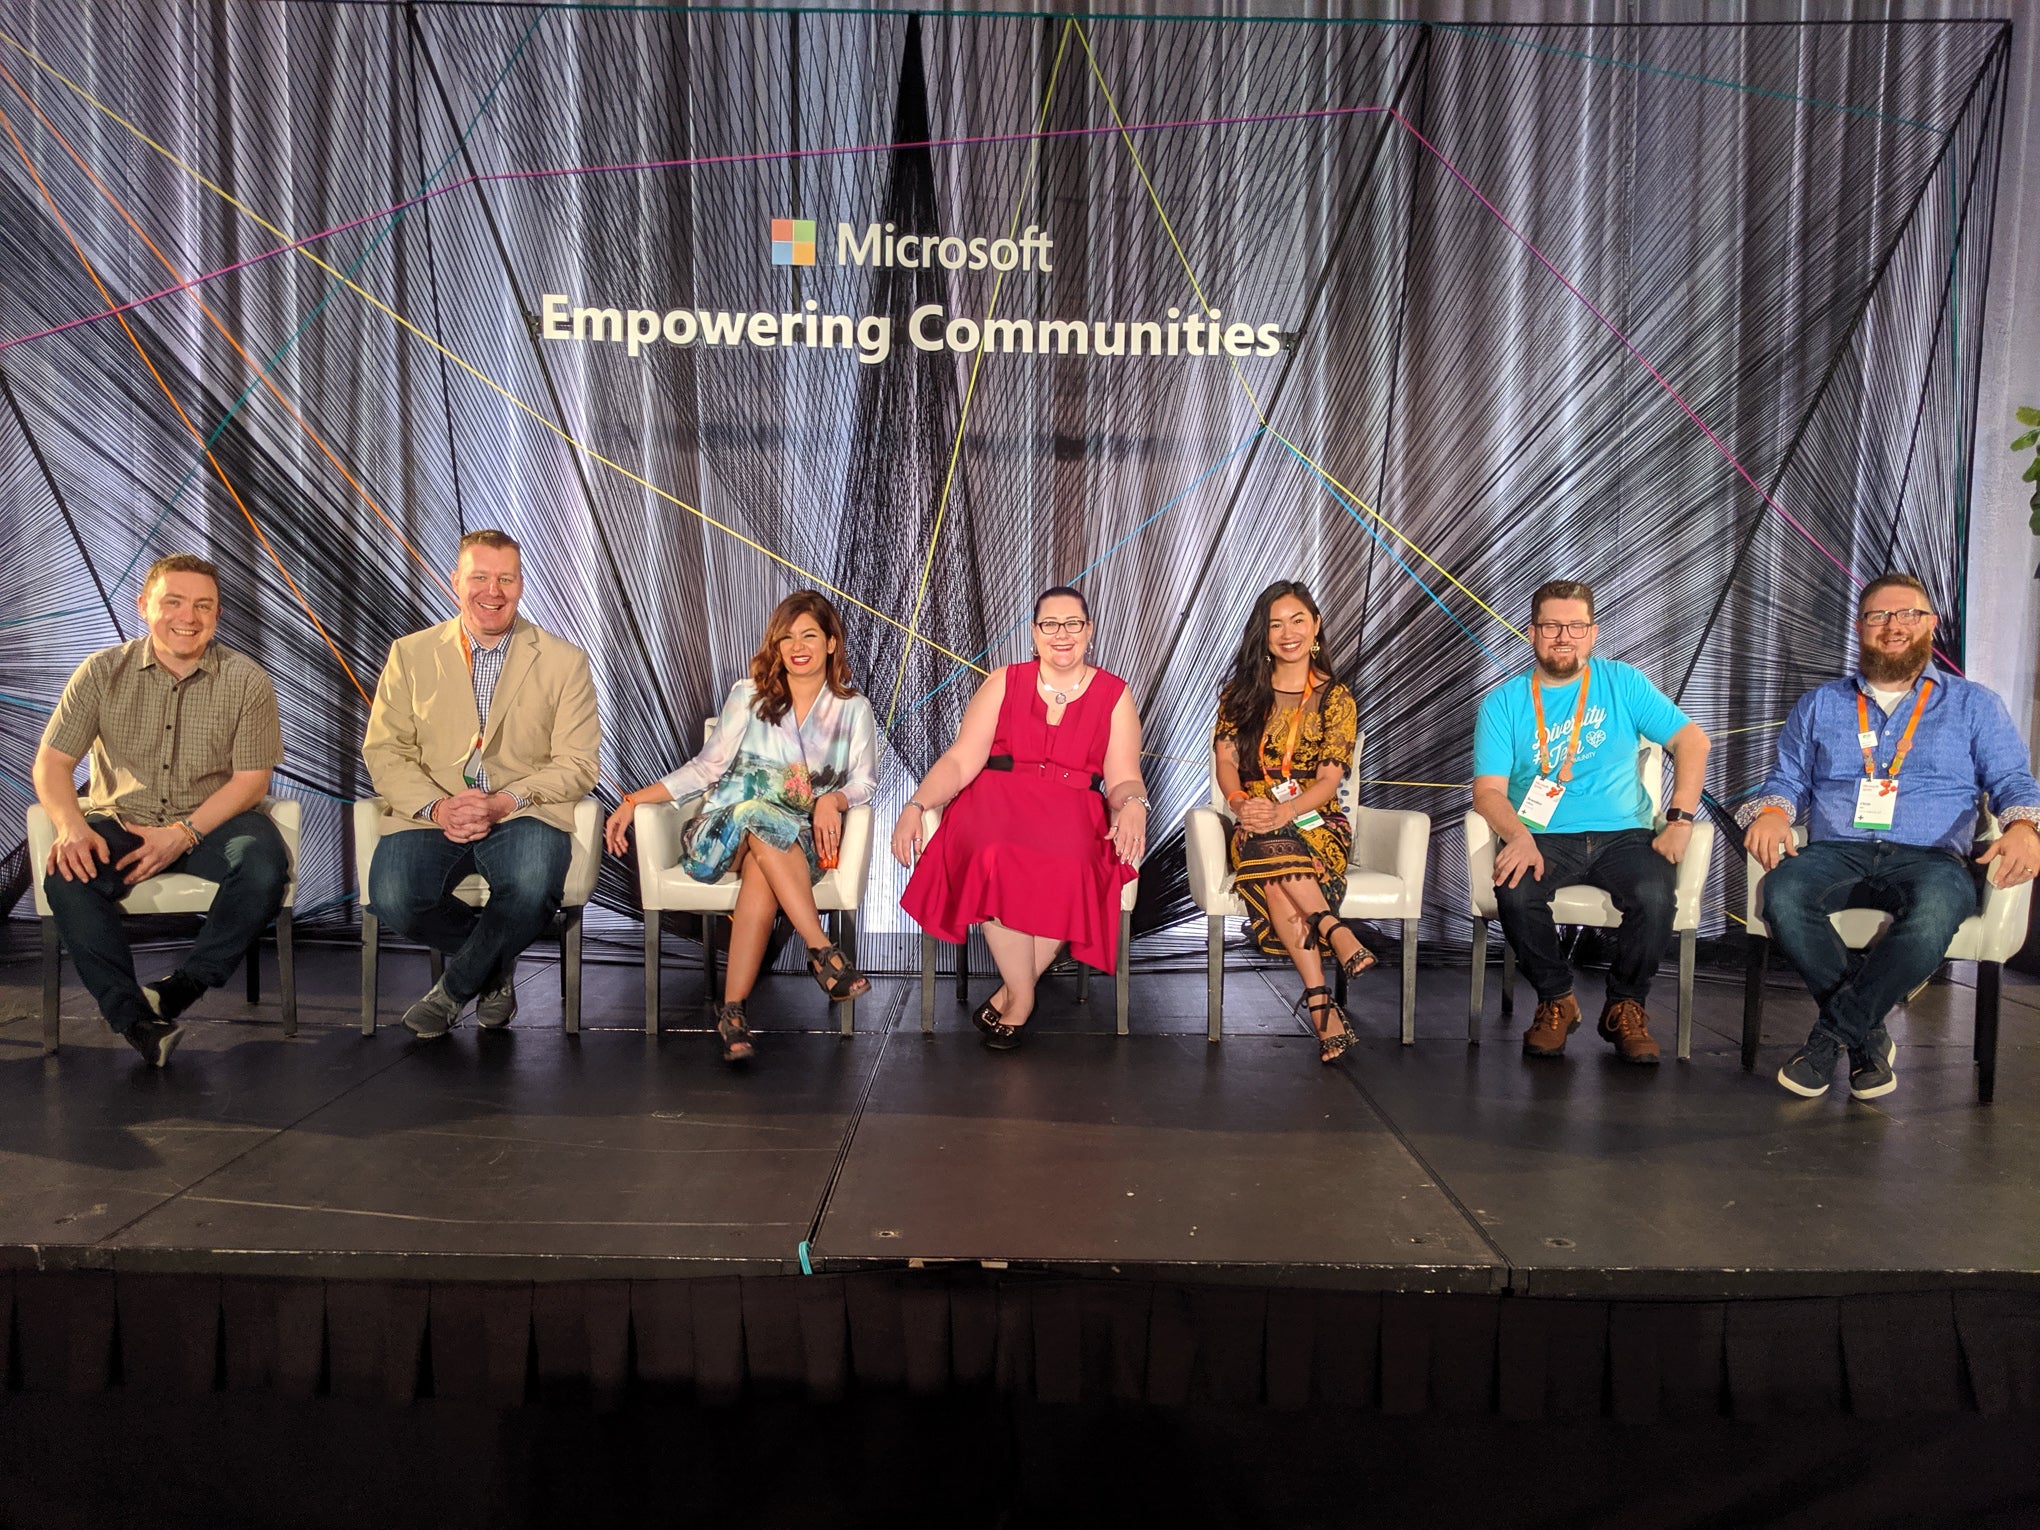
[143,971,206,1023]
[1777,1034,1840,1098]
[124,1018,184,1068]
[1848,1027,1898,1100]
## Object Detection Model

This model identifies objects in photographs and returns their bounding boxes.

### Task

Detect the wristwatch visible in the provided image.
[1663,807,1697,824]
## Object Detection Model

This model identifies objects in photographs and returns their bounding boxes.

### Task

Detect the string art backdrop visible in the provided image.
[0,7,2012,970]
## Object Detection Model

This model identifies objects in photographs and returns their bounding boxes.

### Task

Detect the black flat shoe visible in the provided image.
[972,998,1024,1050]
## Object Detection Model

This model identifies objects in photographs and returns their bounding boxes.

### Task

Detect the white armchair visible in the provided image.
[355,798,602,1034]
[635,719,874,1036]
[1184,731,1432,1044]
[29,798,301,1054]
[1463,741,1714,1059]
[912,802,1138,1035]
[1741,817,2029,1103]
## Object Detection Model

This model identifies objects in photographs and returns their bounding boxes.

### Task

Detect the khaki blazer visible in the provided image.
[363,616,600,835]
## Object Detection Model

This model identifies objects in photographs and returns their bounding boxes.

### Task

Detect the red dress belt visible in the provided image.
[984,754,1104,791]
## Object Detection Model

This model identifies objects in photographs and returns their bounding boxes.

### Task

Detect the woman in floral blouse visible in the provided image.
[607,591,876,1061]
[1213,581,1371,1064]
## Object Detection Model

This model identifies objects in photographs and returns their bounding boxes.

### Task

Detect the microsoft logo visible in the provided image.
[770,217,816,267]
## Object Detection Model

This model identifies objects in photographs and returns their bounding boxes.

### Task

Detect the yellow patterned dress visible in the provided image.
[1214,682,1360,957]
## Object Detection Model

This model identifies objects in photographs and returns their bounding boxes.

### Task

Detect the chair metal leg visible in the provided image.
[920,932,937,1035]
[644,913,661,1036]
[1401,922,1418,1047]
[1976,960,2001,1105]
[1676,928,1695,1062]
[1334,953,1348,1010]
[561,907,583,1034]
[360,911,380,1036]
[956,929,970,1009]
[42,915,61,1056]
[245,944,261,1004]
[1740,934,1767,1072]
[1469,918,1486,1043]
[702,914,721,1018]
[1077,961,1090,1004]
[1206,915,1224,1043]
[429,948,445,984]
[1117,908,1131,1036]
[278,910,297,1037]
[835,910,854,1037]
[1500,942,1516,1017]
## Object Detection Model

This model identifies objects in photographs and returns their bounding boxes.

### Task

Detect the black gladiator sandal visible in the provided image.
[1296,985,1357,1066]
[807,942,872,1000]
[714,1000,755,1064]
[1307,910,1377,979]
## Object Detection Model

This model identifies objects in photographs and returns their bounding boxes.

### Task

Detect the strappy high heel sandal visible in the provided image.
[1308,910,1377,979]
[1297,984,1357,1066]
[806,941,871,1000]
[972,997,1023,1051]
[714,1000,755,1064]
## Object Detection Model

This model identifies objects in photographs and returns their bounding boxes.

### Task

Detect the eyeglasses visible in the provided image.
[1859,608,1933,628]
[1035,618,1089,636]
[1530,620,1594,638]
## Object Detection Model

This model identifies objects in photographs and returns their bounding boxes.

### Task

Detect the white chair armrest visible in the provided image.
[815,804,874,912]
[1973,875,2035,963]
[1463,811,1499,919]
[634,800,688,903]
[26,804,55,916]
[1352,805,1430,922]
[1670,820,1715,931]
[561,798,602,908]
[267,797,302,906]
[1185,806,1234,913]
[352,798,384,901]
[1744,825,1808,938]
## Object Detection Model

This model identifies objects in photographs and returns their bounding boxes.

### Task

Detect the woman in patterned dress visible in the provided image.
[1213,581,1373,1063]
[607,591,875,1061]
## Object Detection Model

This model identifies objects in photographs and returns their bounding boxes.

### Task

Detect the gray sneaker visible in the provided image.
[1777,1034,1841,1098]
[475,975,518,1030]
[1848,1026,1898,1100]
[401,978,462,1039]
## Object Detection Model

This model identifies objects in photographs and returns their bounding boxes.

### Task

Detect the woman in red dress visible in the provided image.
[892,587,1149,1048]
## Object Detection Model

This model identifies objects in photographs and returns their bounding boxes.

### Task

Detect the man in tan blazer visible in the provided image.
[363,529,600,1037]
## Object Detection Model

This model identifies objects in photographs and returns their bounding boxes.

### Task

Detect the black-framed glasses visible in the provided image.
[1859,608,1933,628]
[1035,618,1089,636]
[1530,620,1594,638]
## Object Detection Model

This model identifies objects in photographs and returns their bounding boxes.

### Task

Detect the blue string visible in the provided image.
[105,7,556,595]
[902,427,1265,717]
[1271,436,1514,672]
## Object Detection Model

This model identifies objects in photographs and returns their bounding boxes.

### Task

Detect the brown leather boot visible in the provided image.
[1597,997,1661,1065]
[1522,993,1581,1058]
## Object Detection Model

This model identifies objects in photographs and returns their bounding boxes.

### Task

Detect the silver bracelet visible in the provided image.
[908,799,932,814]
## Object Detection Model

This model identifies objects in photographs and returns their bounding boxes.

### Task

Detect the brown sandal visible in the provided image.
[714,1001,755,1064]
[806,942,871,1000]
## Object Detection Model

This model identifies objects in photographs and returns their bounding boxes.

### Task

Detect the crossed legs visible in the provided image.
[721,833,831,1004]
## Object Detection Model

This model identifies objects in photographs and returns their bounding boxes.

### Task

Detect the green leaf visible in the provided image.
[2026,458,2040,482]
[2014,428,2040,452]
[2020,405,2040,426]
[2031,506,2040,534]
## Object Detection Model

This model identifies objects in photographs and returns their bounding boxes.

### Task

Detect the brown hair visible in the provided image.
[749,591,857,723]
[141,553,219,598]
[1531,579,1595,624]
[1857,572,1932,616]
[457,528,521,556]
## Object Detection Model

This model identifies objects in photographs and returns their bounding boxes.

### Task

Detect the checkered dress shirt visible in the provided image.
[464,627,510,792]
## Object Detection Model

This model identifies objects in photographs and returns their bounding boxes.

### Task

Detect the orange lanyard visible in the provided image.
[1856,681,1932,780]
[1277,674,1316,779]
[1531,666,1591,783]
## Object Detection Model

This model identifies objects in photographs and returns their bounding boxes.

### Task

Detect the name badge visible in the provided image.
[1857,730,1878,749]
[1270,778,1302,803]
[1854,778,1898,830]
[1518,776,1565,828]
[1292,809,1325,831]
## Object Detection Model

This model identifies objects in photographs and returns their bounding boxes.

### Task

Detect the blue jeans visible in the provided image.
[1760,839,1980,1052]
[42,811,289,1034]
[367,817,570,1003]
[1493,828,1678,1005]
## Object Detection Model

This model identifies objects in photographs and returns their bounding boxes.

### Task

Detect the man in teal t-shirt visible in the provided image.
[1471,580,1711,1063]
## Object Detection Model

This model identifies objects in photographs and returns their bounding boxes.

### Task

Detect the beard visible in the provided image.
[1538,650,1583,679]
[1860,627,1933,685]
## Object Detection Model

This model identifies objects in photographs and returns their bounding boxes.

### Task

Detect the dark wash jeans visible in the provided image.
[42,811,289,1034]
[1760,838,1980,1053]
[368,816,570,1003]
[1493,827,1677,1006]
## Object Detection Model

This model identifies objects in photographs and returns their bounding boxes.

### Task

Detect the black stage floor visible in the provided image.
[3,937,2035,1297]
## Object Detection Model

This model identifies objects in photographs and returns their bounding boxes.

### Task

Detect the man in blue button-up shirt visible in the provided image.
[1738,573,2040,1101]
